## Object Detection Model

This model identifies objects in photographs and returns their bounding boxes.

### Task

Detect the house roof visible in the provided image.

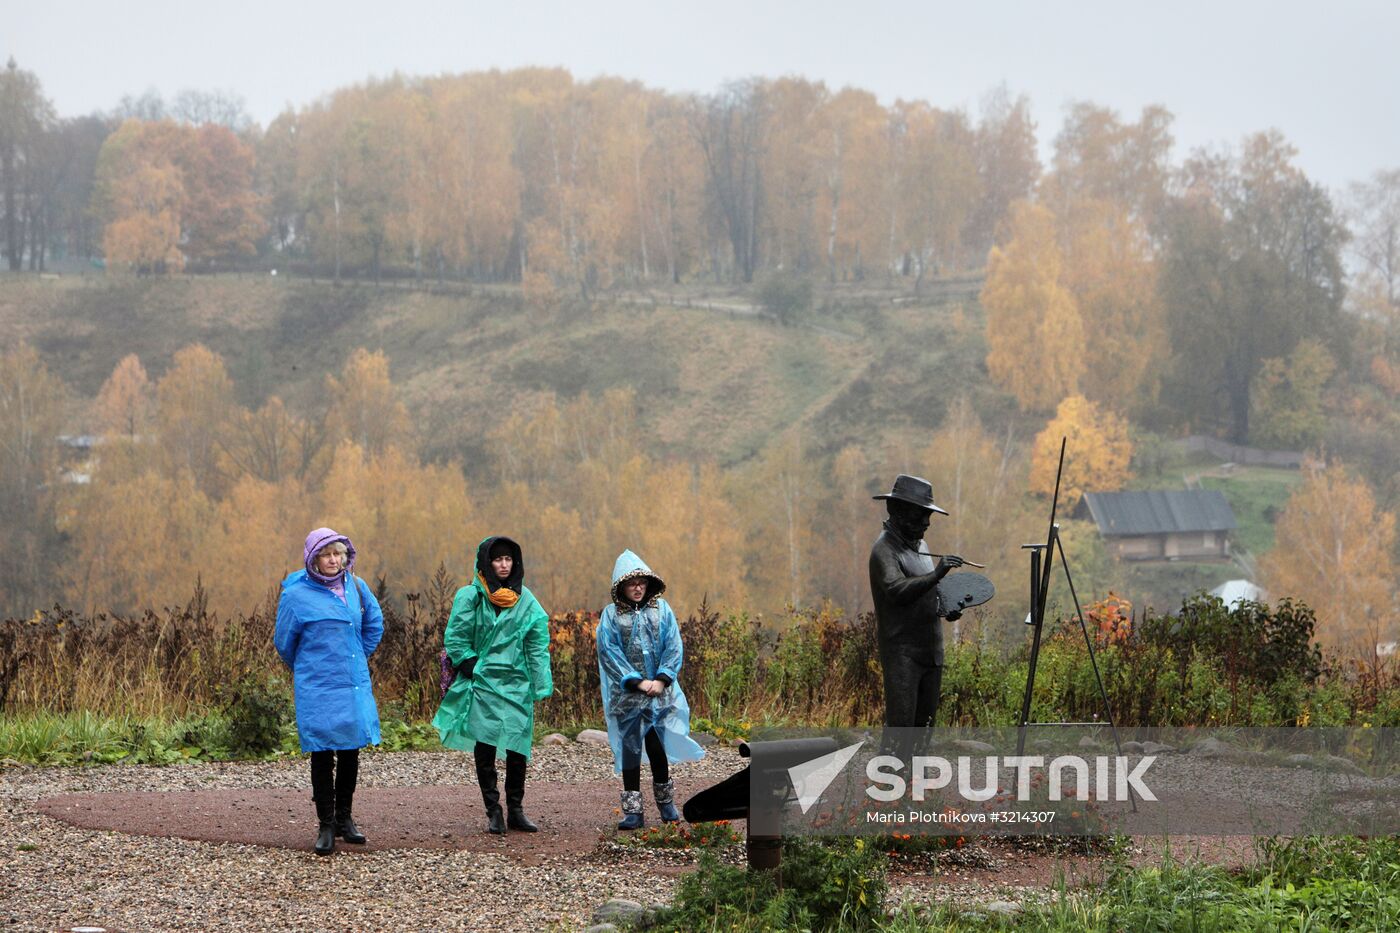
[1079,489,1237,536]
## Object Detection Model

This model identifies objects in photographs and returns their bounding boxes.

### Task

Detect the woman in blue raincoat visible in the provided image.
[596,550,703,829]
[274,527,384,856]
[433,536,552,835]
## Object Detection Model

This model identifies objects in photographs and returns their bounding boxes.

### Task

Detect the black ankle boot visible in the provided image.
[506,798,538,832]
[505,754,538,832]
[335,793,367,845]
[477,763,506,835]
[314,798,336,855]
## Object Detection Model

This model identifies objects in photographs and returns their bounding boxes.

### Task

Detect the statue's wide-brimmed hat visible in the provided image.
[873,473,949,515]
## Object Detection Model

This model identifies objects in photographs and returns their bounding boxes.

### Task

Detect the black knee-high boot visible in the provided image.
[475,743,505,834]
[504,751,538,832]
[334,749,366,844]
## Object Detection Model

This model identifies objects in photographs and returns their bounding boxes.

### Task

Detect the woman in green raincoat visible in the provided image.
[433,536,552,834]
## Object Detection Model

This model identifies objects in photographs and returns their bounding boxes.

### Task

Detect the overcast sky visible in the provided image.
[9,0,1396,194]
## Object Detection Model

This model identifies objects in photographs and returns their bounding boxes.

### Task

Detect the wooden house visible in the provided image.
[1077,490,1237,561]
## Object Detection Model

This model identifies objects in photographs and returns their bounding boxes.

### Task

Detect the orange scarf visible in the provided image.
[478,571,520,609]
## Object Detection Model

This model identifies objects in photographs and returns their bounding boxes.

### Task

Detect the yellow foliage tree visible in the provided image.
[1259,462,1398,653]
[64,470,214,614]
[981,201,1084,410]
[918,397,1036,643]
[325,348,413,455]
[600,456,747,616]
[206,476,311,613]
[728,429,818,613]
[896,102,981,289]
[93,354,154,439]
[1030,395,1133,508]
[0,344,66,615]
[319,441,474,595]
[815,444,882,615]
[155,344,235,496]
[100,163,185,273]
[1249,338,1336,449]
[480,388,745,613]
[219,396,330,486]
[1057,199,1165,412]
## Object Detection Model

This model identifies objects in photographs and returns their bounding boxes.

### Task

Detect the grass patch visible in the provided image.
[892,835,1400,932]
[1199,468,1303,556]
[0,710,251,766]
[0,275,973,472]
[0,708,446,766]
[1116,560,1238,616]
[617,820,744,851]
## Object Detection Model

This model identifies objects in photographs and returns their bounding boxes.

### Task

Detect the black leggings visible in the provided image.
[310,748,359,803]
[621,728,669,791]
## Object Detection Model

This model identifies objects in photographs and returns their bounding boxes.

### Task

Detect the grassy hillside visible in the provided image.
[0,274,1005,470]
[2,273,1297,615]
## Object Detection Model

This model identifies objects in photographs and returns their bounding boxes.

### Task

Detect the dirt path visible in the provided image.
[34,777,714,862]
[4,747,1268,931]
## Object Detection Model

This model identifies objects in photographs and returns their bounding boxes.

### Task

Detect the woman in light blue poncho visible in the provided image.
[596,549,703,830]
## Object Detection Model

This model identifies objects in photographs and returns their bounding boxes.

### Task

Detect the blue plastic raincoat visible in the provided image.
[433,536,553,760]
[274,529,384,752]
[596,550,704,773]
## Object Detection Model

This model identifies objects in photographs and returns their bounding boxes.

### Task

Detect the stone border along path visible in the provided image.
[2,744,1261,932]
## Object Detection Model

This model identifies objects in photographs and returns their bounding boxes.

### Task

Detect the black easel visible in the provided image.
[1015,439,1135,809]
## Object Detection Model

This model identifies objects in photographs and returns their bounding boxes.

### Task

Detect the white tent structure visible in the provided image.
[1209,579,1267,607]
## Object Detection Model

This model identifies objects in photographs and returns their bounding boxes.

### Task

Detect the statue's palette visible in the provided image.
[937,571,995,611]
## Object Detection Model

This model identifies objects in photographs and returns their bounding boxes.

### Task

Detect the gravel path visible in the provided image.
[0,744,1271,932]
[1,746,743,933]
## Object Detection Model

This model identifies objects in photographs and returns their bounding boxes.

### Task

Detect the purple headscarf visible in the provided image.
[304,527,356,600]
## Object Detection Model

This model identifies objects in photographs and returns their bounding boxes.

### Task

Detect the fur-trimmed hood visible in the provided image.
[610,549,665,610]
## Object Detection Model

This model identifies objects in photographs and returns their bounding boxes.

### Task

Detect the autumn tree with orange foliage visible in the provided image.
[1056,199,1165,413]
[893,102,980,292]
[1030,395,1133,508]
[1259,461,1398,653]
[816,445,882,614]
[964,87,1040,261]
[479,388,747,614]
[918,397,1036,642]
[204,476,310,612]
[324,348,412,455]
[95,120,185,272]
[95,120,262,272]
[92,354,154,439]
[1044,102,1174,229]
[981,201,1084,411]
[155,344,236,497]
[738,429,818,610]
[57,343,445,615]
[0,345,66,615]
[219,396,330,486]
[816,88,886,278]
[64,470,214,614]
[177,123,264,264]
[319,440,475,596]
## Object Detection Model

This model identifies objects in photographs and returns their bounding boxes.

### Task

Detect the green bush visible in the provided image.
[218,674,292,758]
[656,838,887,932]
[756,272,814,326]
